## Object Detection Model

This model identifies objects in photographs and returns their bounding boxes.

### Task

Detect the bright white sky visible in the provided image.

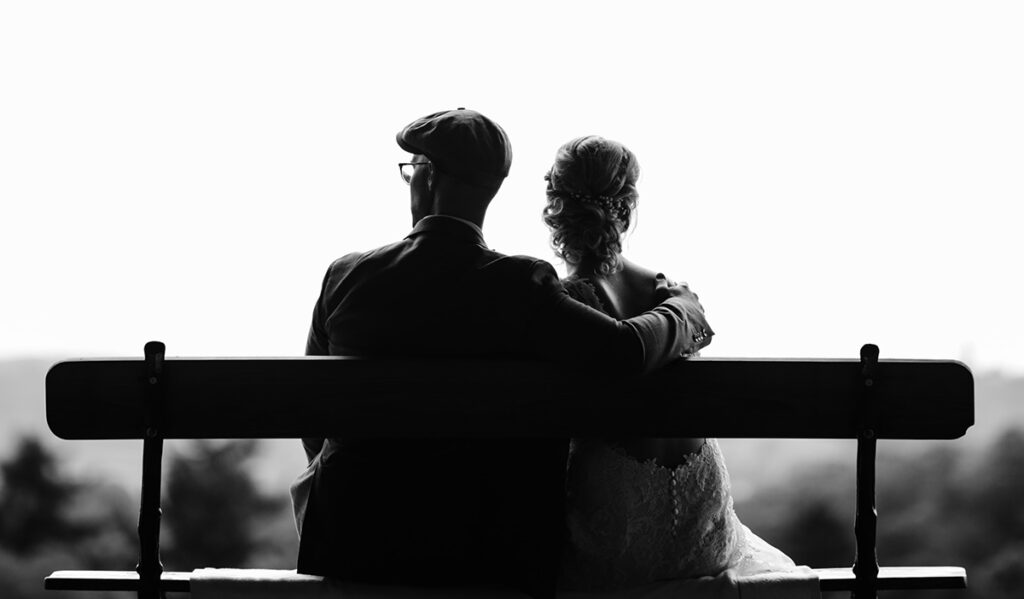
[2,2,1022,374]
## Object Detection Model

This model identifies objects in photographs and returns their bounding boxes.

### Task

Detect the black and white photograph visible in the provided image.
[1,3,1021,599]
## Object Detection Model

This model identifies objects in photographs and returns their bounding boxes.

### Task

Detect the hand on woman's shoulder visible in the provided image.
[620,259,665,288]
[618,258,671,313]
[620,259,713,353]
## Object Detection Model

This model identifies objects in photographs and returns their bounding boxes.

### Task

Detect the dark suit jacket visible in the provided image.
[294,216,698,598]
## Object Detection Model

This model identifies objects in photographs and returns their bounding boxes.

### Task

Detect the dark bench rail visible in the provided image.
[43,343,973,599]
[46,356,973,440]
[44,566,968,593]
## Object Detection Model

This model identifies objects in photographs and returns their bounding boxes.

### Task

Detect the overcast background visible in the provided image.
[2,1,1022,374]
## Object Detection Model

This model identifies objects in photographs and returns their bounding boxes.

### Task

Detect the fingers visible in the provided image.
[658,285,702,308]
[655,272,679,286]
[653,283,695,303]
[655,274,696,298]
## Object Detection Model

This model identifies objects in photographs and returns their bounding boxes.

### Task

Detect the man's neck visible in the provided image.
[429,214,484,239]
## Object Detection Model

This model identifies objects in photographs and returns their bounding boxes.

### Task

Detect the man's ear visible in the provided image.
[426,170,442,213]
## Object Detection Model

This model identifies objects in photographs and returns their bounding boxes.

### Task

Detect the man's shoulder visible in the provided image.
[325,251,364,272]
[323,239,409,274]
[478,251,562,281]
[320,241,563,291]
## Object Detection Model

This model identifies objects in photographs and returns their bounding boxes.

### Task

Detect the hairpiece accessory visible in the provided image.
[565,191,614,204]
[553,190,628,215]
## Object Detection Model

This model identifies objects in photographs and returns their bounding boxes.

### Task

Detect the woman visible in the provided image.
[543,136,795,591]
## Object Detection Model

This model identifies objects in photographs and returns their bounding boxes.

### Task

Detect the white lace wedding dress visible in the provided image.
[560,438,796,591]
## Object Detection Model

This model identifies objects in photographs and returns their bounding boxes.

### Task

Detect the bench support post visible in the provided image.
[852,344,880,599]
[137,341,166,599]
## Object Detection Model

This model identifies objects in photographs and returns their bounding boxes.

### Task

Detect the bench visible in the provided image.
[43,342,973,598]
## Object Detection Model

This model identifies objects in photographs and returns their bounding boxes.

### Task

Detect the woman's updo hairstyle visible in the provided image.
[542,135,641,275]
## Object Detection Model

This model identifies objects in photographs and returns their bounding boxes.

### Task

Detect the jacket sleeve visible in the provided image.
[302,264,335,463]
[305,268,332,358]
[523,260,696,375]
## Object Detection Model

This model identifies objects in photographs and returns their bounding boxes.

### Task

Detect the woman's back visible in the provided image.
[567,258,659,320]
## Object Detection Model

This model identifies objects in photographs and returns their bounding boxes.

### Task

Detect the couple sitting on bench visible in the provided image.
[291,108,802,599]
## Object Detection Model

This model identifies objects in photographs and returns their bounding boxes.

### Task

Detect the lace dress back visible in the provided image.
[561,438,744,590]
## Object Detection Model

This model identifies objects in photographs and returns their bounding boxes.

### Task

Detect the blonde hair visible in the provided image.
[542,136,640,275]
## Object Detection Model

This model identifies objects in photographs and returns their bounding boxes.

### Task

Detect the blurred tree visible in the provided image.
[736,459,855,568]
[773,497,854,568]
[742,429,1024,599]
[163,439,285,569]
[876,446,961,566]
[70,481,139,570]
[976,542,1024,599]
[963,430,1024,549]
[0,436,87,554]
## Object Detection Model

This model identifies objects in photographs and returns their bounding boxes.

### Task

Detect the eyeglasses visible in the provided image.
[398,161,432,184]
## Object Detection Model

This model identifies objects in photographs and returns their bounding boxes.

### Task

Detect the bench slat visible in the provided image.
[47,357,973,441]
[44,570,191,592]
[816,566,967,591]
[44,567,967,593]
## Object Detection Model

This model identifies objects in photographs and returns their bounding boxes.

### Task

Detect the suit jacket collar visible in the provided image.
[407,215,488,249]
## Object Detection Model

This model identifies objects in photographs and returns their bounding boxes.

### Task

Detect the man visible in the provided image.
[293,108,712,598]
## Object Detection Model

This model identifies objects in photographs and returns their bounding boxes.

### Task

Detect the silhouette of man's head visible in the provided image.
[397,108,512,226]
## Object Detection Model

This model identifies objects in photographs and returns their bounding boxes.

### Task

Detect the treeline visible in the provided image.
[737,428,1024,599]
[0,438,291,599]
[2,432,1022,599]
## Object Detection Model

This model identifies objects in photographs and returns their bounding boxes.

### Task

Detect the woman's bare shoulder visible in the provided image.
[620,258,665,289]
[614,258,667,315]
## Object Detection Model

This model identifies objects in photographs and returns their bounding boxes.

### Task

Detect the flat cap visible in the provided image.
[397,108,512,190]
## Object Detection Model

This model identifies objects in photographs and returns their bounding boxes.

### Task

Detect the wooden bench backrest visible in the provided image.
[46,356,974,441]
[42,347,976,596]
